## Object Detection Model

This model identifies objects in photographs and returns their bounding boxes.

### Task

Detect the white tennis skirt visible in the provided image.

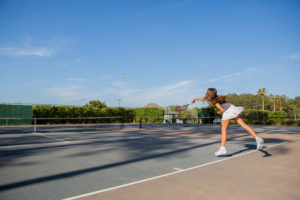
[222,105,244,120]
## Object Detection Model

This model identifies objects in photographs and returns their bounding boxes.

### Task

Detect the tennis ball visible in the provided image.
[122,75,125,79]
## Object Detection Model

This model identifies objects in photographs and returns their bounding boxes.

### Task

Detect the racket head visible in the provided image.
[175,104,189,111]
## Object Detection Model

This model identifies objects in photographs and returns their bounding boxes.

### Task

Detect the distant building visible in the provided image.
[144,103,163,108]
[164,111,179,123]
[144,103,181,124]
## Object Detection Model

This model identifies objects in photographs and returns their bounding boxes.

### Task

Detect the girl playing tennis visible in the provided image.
[192,88,264,156]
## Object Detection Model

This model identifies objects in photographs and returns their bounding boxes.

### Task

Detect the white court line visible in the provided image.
[34,132,70,143]
[0,141,70,150]
[63,141,287,200]
[0,138,109,150]
[0,134,129,150]
[173,168,183,171]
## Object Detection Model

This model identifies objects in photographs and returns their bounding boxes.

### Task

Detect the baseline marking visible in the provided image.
[173,168,183,171]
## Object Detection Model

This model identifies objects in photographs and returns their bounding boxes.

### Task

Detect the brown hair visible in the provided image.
[204,88,227,105]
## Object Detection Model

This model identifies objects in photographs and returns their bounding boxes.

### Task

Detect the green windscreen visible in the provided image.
[0,104,33,125]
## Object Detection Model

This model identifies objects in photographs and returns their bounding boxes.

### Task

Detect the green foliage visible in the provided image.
[195,105,217,117]
[239,109,287,125]
[192,105,217,124]
[284,120,299,126]
[33,103,167,124]
[33,104,135,123]
[241,109,269,122]
[267,111,287,125]
[228,93,300,118]
[85,100,107,109]
[228,93,261,109]
[242,119,249,124]
[33,105,56,118]
[192,106,292,125]
[178,110,197,119]
[229,119,248,124]
[135,107,165,123]
[31,93,300,126]
[249,120,264,125]
[229,120,237,124]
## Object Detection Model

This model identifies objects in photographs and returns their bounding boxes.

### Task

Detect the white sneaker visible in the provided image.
[256,137,264,150]
[215,146,227,156]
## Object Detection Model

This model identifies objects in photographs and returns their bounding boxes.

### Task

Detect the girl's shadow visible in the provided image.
[223,144,272,157]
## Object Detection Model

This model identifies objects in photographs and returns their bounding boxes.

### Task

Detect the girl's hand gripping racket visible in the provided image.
[175,101,194,111]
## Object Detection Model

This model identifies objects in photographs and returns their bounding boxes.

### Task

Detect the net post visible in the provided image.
[33,118,37,133]
[121,116,124,129]
[139,117,142,129]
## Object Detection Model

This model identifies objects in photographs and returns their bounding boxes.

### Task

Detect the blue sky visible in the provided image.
[0,0,299,108]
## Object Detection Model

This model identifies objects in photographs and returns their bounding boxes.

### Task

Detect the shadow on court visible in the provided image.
[225,138,290,157]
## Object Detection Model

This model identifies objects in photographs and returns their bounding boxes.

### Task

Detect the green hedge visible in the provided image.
[239,109,289,125]
[33,105,136,123]
[267,111,286,125]
[195,105,217,124]
[284,120,300,126]
[31,105,298,126]
[33,105,165,124]
[240,109,268,122]
[135,107,165,123]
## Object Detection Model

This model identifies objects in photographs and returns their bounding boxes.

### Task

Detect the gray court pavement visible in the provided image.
[74,133,299,200]
[0,125,299,200]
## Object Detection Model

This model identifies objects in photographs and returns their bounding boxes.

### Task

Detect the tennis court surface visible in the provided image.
[0,125,299,200]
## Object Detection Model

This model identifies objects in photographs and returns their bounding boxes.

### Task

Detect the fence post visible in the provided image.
[34,118,37,133]
[139,118,142,129]
[121,117,124,129]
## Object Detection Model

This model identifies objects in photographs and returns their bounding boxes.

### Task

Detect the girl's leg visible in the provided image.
[221,119,230,146]
[235,116,264,150]
[215,119,229,156]
[235,116,257,138]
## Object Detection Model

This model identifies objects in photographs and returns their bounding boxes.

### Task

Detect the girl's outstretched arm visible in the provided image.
[192,97,205,103]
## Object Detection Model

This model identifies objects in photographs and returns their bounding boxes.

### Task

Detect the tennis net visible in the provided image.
[0,117,124,133]
[139,116,221,129]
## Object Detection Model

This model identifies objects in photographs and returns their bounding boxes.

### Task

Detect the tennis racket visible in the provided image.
[175,101,194,111]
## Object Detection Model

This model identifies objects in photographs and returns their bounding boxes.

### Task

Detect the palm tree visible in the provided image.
[291,105,297,120]
[257,88,267,111]
[271,96,277,111]
[278,96,285,111]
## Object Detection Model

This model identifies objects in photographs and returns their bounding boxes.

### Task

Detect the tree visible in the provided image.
[85,100,107,109]
[257,88,267,111]
[271,96,277,111]
[291,105,297,120]
[277,96,286,111]
[227,93,260,109]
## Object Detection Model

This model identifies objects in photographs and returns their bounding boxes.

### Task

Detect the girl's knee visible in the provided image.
[236,117,245,125]
[235,115,241,121]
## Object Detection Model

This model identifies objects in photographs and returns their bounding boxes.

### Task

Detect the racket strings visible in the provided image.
[175,105,188,111]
